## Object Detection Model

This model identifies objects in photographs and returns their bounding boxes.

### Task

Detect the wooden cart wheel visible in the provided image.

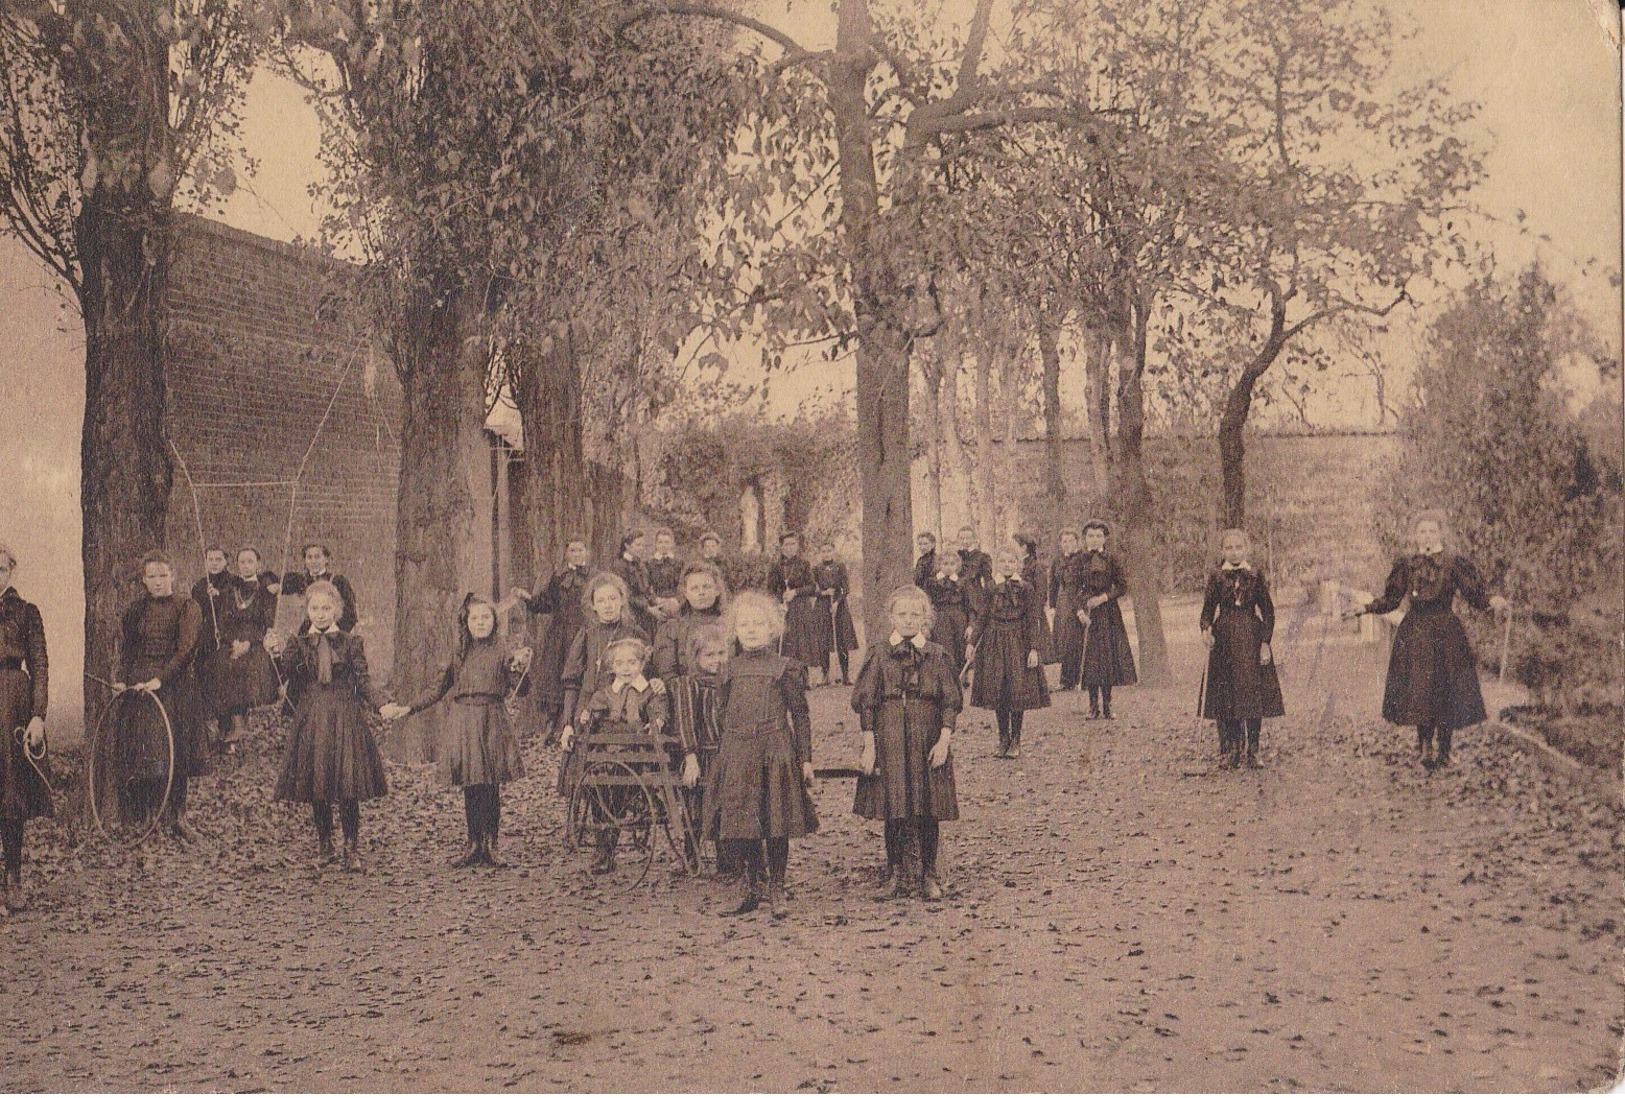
[570,759,657,888]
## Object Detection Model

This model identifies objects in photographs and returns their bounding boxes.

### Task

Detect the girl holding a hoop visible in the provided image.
[0,545,49,913]
[111,551,207,838]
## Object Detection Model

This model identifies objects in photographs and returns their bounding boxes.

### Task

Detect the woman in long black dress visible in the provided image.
[610,530,663,638]
[1348,512,1507,770]
[0,546,49,913]
[216,546,281,747]
[1200,530,1285,769]
[111,551,207,838]
[766,533,825,678]
[966,544,1050,759]
[1049,530,1087,691]
[813,540,860,686]
[512,538,592,742]
[190,546,231,747]
[1077,521,1137,719]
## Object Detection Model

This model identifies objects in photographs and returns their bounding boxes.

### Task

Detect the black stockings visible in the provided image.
[463,784,501,845]
[0,819,22,881]
[995,708,1025,752]
[312,799,360,845]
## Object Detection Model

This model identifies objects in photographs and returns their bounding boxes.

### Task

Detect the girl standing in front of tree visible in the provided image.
[1347,511,1507,770]
[852,585,960,901]
[387,595,531,867]
[512,537,592,743]
[965,544,1049,759]
[1199,530,1285,769]
[0,546,49,914]
[704,591,817,918]
[1077,521,1137,720]
[268,582,391,871]
[813,540,860,687]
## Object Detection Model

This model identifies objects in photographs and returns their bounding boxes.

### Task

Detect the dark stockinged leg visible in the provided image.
[1245,719,1262,769]
[1435,727,1454,769]
[995,709,1011,756]
[339,799,362,872]
[1007,710,1024,757]
[919,819,943,899]
[1101,686,1114,720]
[837,650,850,685]
[1087,687,1101,719]
[726,840,764,916]
[312,801,335,862]
[766,837,790,917]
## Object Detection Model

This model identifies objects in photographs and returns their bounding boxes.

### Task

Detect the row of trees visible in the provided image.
[0,0,1491,724]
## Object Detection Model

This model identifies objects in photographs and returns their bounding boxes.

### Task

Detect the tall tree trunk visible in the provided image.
[971,346,998,548]
[938,325,976,534]
[999,344,1023,540]
[1218,292,1288,529]
[77,199,173,727]
[512,324,589,582]
[390,280,494,760]
[1085,330,1113,508]
[918,355,944,540]
[830,0,912,648]
[1111,299,1170,685]
[1036,303,1066,508]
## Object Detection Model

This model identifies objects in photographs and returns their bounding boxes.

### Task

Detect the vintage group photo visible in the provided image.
[0,0,1620,1092]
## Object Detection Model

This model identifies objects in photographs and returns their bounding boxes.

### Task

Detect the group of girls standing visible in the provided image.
[0,504,1514,916]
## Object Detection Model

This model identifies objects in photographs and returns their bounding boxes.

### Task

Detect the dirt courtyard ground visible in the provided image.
[2,638,1620,1092]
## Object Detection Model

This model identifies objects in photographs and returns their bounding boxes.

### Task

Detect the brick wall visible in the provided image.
[164,215,404,677]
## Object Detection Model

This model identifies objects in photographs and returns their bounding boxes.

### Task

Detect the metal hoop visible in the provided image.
[85,687,175,849]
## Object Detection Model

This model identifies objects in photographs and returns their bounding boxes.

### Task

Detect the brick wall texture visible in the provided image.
[164,215,403,677]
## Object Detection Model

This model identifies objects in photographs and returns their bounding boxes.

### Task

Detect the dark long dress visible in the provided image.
[0,589,50,821]
[407,640,528,788]
[813,561,860,656]
[652,603,724,681]
[522,564,591,716]
[851,637,960,823]
[1021,556,1055,665]
[921,571,971,673]
[191,572,231,721]
[1078,551,1138,687]
[647,555,684,603]
[766,556,825,670]
[216,573,281,711]
[611,555,660,637]
[703,648,818,841]
[968,577,1051,712]
[115,595,208,783]
[272,629,388,803]
[912,550,936,588]
[280,570,360,632]
[1365,553,1493,731]
[556,617,650,796]
[1049,552,1088,688]
[1200,566,1286,721]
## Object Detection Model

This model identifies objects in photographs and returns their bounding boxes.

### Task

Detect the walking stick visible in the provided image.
[1499,605,1514,684]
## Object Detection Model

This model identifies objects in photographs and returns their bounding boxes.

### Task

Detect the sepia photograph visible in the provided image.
[0,0,1621,1091]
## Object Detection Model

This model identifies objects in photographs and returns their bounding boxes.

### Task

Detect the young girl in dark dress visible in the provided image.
[852,586,960,901]
[921,549,972,673]
[813,541,860,686]
[1200,530,1285,769]
[647,528,685,621]
[966,545,1050,759]
[269,582,391,871]
[512,538,592,742]
[1348,512,1508,770]
[280,543,360,633]
[704,591,817,918]
[653,561,726,681]
[611,531,663,638]
[389,595,532,867]
[1049,530,1088,691]
[557,572,655,798]
[577,637,671,874]
[766,533,825,679]
[191,546,231,746]
[1077,521,1137,720]
[668,624,725,873]
[0,547,49,914]
[1014,534,1054,667]
[111,551,207,838]
[217,546,282,746]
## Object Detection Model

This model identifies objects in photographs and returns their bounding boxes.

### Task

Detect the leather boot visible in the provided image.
[1245,725,1261,769]
[1434,728,1453,769]
[341,839,363,873]
[727,869,762,916]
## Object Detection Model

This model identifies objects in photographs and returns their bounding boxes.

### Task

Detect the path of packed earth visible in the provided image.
[2,638,1620,1092]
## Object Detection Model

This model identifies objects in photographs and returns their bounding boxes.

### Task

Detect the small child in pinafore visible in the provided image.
[668,624,725,870]
[703,591,817,918]
[386,594,531,867]
[579,637,670,875]
[852,585,961,901]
